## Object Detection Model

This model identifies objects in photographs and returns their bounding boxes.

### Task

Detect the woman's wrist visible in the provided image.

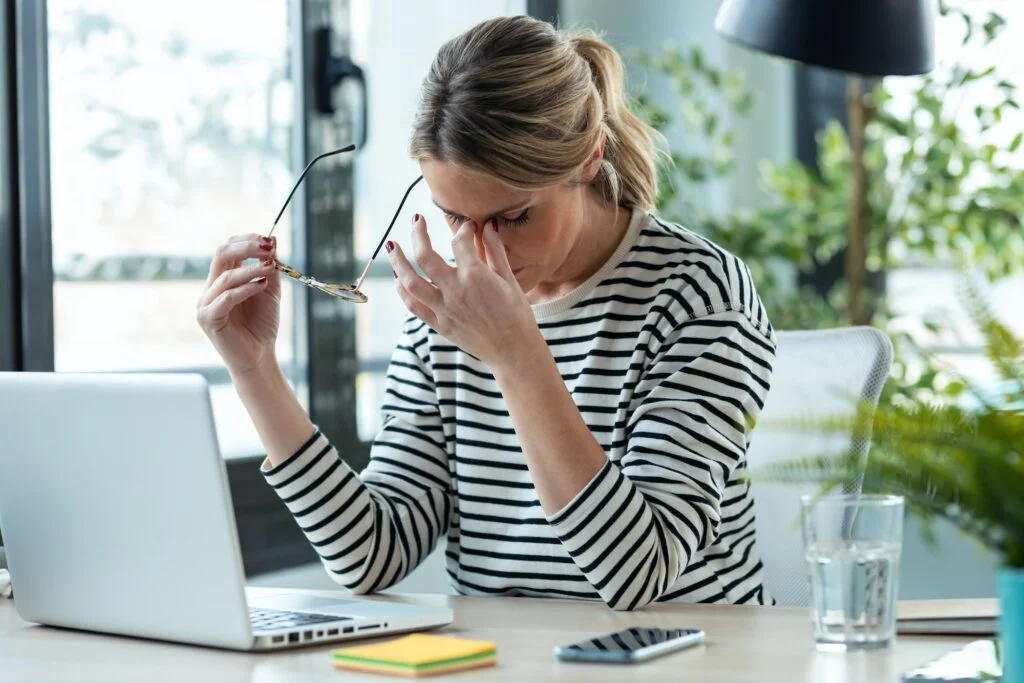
[490,325,551,383]
[229,350,283,391]
[231,356,317,466]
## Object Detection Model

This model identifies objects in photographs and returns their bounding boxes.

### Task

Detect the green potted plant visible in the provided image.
[632,0,1024,406]
[759,283,1023,680]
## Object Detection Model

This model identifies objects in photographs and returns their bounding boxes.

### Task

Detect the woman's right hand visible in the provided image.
[196,234,281,378]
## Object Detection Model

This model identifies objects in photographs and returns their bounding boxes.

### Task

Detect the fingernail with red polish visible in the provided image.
[260,236,271,244]
[263,257,274,266]
[385,241,395,254]
[260,242,273,251]
[392,269,397,279]
[413,213,421,223]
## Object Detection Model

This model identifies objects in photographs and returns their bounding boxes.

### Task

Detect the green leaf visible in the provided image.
[735,93,754,115]
[690,46,704,72]
[704,113,718,137]
[984,13,1007,43]
[1011,133,1023,153]
[960,12,974,44]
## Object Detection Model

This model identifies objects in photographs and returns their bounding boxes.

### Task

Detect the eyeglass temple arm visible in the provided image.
[268,144,356,238]
[354,174,424,291]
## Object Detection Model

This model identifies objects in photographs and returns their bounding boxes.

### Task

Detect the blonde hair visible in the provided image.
[410,15,662,211]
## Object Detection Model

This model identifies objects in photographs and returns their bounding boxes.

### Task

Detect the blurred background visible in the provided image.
[1,0,1020,596]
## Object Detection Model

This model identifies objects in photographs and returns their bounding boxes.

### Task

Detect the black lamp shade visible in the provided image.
[714,0,936,77]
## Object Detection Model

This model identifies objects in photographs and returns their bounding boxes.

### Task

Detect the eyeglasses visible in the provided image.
[268,144,423,303]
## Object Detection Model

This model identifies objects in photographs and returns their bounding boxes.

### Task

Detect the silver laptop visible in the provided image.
[0,372,452,650]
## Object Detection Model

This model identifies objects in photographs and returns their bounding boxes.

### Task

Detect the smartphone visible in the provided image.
[554,627,705,664]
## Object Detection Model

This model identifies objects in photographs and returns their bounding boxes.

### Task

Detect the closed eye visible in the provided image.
[502,208,530,227]
[443,208,530,229]
[442,211,468,226]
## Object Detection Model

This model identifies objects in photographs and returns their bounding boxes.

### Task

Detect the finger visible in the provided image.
[206,236,275,286]
[451,220,482,269]
[481,218,514,281]
[410,215,455,285]
[198,258,276,308]
[390,242,444,309]
[226,233,278,253]
[226,233,264,245]
[473,228,487,263]
[196,277,269,332]
[395,280,439,330]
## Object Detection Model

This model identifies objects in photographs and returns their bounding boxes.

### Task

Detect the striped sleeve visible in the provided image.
[261,319,451,594]
[545,309,775,610]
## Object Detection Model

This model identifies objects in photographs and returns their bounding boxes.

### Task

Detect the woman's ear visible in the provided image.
[580,133,606,183]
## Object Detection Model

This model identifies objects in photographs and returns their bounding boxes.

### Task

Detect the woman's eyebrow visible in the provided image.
[432,199,529,219]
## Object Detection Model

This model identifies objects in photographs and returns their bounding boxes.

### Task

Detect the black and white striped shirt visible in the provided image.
[263,208,776,610]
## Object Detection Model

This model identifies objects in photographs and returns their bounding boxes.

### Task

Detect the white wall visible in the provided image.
[350,0,527,262]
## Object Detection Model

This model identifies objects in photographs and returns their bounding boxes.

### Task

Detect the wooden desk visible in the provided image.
[0,590,983,682]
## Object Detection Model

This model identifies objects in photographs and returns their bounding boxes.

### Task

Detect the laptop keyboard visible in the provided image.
[249,607,351,633]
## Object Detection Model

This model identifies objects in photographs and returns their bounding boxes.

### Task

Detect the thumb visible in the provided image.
[481,219,514,281]
[266,262,282,297]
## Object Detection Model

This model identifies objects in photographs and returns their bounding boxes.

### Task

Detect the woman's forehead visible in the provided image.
[421,159,533,216]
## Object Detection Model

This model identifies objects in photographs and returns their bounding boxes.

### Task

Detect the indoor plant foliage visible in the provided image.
[633,1,1024,404]
[756,284,1022,568]
[754,283,1023,679]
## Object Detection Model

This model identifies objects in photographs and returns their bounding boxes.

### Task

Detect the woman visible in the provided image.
[197,15,775,611]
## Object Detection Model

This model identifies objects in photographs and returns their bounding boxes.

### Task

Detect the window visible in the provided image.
[47,0,304,458]
[884,1,1024,388]
[348,0,527,440]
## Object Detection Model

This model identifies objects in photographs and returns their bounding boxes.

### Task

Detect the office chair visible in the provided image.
[744,326,893,606]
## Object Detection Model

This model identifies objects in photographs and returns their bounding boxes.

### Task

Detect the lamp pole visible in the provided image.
[845,76,876,326]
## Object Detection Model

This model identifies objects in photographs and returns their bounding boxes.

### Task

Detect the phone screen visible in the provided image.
[558,627,703,660]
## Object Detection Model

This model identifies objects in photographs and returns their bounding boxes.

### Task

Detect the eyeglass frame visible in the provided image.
[268,143,423,303]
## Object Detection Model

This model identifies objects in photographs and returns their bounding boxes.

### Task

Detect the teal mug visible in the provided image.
[999,568,1024,683]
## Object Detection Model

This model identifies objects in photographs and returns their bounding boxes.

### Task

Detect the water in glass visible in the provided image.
[806,539,901,650]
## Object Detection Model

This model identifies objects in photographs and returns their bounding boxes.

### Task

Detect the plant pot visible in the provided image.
[999,568,1024,683]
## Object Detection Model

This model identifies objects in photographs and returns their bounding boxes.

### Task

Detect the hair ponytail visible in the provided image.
[570,31,660,210]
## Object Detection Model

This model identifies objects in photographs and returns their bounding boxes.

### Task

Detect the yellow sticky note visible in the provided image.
[332,633,496,667]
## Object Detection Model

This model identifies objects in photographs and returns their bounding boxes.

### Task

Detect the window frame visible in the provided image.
[0,0,562,571]
[13,0,54,372]
[0,0,341,576]
[1,0,20,374]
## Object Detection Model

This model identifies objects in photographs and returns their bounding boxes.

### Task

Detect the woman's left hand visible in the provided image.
[386,215,541,372]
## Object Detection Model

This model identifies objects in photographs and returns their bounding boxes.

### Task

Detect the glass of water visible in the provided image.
[802,494,905,651]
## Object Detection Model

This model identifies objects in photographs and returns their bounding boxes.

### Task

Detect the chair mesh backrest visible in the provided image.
[745,327,892,606]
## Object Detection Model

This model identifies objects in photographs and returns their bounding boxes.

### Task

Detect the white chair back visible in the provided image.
[747,327,892,606]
